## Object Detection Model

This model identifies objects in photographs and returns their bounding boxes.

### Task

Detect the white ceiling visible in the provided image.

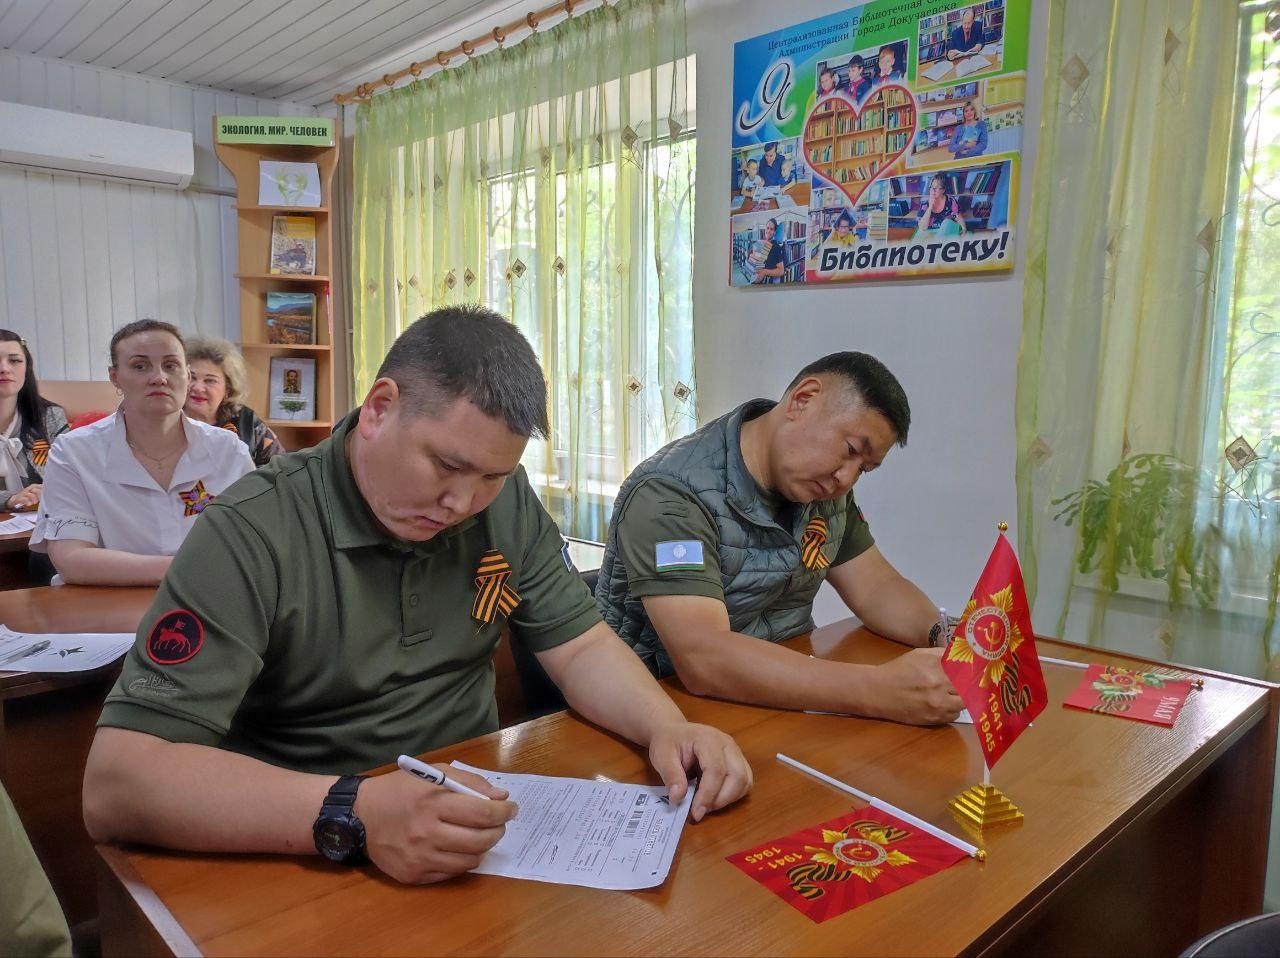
[0,0,543,107]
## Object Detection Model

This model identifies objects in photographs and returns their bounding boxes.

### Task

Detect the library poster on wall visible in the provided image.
[730,0,1029,286]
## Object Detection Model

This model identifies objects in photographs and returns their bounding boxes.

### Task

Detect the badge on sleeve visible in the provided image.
[146,610,205,665]
[31,439,50,467]
[655,540,704,572]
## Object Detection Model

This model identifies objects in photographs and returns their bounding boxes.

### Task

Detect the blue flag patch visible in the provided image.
[655,540,704,571]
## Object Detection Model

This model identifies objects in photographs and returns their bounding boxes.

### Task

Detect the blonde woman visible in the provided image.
[184,336,282,466]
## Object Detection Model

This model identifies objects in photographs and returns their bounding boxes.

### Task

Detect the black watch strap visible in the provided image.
[325,775,364,808]
[314,775,368,865]
[928,622,943,647]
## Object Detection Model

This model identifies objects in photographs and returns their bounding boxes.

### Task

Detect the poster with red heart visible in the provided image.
[730,0,1031,286]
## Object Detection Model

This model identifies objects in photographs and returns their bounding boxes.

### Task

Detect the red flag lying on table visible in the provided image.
[941,533,1047,768]
[726,807,968,923]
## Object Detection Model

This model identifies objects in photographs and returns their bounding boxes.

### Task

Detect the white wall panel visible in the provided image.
[0,50,314,380]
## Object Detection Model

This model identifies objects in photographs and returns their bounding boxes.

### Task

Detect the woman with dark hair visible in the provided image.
[31,320,253,586]
[184,336,282,466]
[0,330,69,512]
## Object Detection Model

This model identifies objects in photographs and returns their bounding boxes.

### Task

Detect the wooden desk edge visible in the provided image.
[93,624,1280,957]
[97,844,200,958]
[975,682,1280,956]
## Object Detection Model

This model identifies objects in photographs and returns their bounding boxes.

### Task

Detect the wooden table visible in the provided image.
[1,586,155,927]
[95,622,1277,957]
[0,510,36,589]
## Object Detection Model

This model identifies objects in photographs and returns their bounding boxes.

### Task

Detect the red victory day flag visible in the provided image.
[1063,664,1193,727]
[941,533,1047,769]
[726,807,967,923]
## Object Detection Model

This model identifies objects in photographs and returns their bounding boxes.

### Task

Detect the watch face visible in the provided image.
[316,820,355,861]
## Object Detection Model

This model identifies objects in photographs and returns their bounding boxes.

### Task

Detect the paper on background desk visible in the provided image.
[0,625,134,673]
[0,513,37,535]
[451,761,694,890]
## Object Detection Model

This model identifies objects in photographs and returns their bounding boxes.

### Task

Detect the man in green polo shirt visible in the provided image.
[596,351,962,725]
[83,306,751,886]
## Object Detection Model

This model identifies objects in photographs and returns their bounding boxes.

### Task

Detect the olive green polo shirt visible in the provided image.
[99,414,601,775]
[614,477,874,600]
[0,783,71,958]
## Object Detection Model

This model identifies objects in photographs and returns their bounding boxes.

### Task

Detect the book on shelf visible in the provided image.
[269,215,317,275]
[268,356,316,421]
[258,161,322,208]
[265,291,317,345]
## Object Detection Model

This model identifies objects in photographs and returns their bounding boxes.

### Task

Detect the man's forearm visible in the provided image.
[538,625,687,747]
[84,728,333,854]
[854,575,937,647]
[668,628,890,716]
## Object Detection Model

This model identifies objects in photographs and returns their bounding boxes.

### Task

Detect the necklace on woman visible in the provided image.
[128,439,185,467]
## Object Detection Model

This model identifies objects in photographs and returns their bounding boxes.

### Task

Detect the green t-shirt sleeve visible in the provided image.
[98,503,279,746]
[507,470,602,654]
[614,478,724,601]
[833,495,875,566]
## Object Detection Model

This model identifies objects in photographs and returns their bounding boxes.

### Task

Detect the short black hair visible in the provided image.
[764,141,778,152]
[786,352,911,445]
[835,211,854,227]
[849,54,865,69]
[109,320,185,366]
[376,305,549,438]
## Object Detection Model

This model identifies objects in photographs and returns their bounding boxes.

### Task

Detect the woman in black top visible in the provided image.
[183,336,282,467]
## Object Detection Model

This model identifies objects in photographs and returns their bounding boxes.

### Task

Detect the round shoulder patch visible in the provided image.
[146,609,205,665]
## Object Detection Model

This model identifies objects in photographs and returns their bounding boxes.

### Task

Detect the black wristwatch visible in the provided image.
[312,775,368,865]
[928,622,944,648]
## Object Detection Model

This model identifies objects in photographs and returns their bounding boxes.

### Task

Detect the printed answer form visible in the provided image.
[451,761,695,890]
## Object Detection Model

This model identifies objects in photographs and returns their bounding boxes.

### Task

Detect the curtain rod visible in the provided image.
[333,0,610,105]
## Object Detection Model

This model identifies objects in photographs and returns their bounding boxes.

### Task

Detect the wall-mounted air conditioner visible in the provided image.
[0,100,194,190]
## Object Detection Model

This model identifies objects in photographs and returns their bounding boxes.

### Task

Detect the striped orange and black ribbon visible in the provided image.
[31,439,49,468]
[472,549,521,625]
[800,516,831,571]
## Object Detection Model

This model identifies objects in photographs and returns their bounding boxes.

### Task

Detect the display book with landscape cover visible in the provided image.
[269,215,316,275]
[266,291,316,344]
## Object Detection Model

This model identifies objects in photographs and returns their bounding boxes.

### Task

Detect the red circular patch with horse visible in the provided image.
[146,610,204,665]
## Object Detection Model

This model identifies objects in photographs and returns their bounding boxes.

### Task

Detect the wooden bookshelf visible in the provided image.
[213,124,338,451]
[804,88,914,199]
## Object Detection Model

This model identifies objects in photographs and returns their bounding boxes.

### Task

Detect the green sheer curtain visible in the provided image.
[1018,0,1279,681]
[351,0,695,541]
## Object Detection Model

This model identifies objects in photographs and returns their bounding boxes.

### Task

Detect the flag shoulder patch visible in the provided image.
[655,540,704,571]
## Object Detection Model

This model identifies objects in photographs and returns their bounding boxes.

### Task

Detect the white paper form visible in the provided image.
[0,513,37,535]
[0,625,134,673]
[452,761,695,890]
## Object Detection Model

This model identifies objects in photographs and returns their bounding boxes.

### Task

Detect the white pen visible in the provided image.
[396,754,491,800]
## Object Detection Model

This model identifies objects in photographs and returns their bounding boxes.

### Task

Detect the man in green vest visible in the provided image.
[83,306,751,886]
[596,352,961,725]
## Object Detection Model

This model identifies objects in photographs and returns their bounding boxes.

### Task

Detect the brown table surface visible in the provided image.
[0,586,155,698]
[1,586,156,928]
[97,622,1277,957]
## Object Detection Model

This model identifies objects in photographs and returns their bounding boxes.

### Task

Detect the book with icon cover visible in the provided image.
[265,291,316,344]
[269,215,316,275]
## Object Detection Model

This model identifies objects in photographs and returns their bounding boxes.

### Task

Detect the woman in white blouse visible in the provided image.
[32,320,254,586]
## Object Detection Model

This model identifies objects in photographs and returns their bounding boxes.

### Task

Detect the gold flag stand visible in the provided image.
[949,783,1023,830]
